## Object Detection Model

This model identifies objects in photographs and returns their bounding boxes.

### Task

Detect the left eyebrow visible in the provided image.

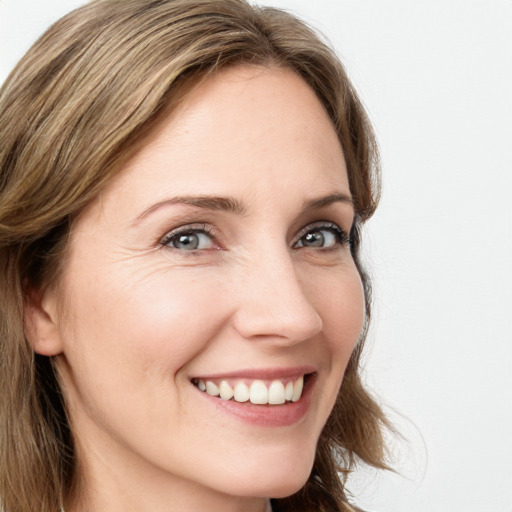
[302,193,353,211]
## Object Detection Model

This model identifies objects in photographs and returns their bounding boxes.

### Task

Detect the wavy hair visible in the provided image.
[0,1,390,511]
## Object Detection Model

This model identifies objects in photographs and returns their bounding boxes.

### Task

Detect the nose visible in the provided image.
[231,247,323,344]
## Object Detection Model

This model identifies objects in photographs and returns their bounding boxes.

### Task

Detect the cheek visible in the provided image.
[309,265,365,356]
[56,264,235,459]
[57,264,232,414]
[309,263,365,419]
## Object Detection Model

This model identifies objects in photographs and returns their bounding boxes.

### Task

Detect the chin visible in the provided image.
[220,448,315,499]
[228,472,311,500]
[262,472,312,499]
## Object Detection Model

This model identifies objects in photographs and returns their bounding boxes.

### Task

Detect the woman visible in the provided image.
[0,1,391,511]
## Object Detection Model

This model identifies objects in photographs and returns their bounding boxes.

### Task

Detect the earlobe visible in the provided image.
[24,286,64,356]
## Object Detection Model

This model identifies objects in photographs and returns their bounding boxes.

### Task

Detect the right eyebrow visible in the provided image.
[132,195,246,226]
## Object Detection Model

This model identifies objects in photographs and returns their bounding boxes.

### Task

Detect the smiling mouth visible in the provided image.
[191,374,313,405]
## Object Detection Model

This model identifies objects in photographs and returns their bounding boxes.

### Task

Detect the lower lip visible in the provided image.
[194,375,316,427]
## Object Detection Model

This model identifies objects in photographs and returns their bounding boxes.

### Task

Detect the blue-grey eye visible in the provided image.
[295,226,345,249]
[165,230,215,250]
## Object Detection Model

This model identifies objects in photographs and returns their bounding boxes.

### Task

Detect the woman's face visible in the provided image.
[44,66,364,507]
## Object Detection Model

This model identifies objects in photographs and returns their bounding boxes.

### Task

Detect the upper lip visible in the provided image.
[190,365,317,381]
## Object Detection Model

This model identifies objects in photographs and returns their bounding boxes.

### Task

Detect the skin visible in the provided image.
[28,66,365,512]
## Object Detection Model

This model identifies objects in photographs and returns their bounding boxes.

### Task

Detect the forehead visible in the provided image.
[84,65,349,223]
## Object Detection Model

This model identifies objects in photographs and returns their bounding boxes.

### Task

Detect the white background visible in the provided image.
[1,1,511,511]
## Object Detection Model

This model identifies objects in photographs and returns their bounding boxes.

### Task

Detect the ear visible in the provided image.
[24,285,64,356]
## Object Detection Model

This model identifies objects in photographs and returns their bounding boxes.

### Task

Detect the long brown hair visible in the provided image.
[0,1,390,511]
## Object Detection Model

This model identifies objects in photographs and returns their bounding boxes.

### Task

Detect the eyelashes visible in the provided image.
[159,221,351,254]
[160,224,219,251]
[294,222,350,249]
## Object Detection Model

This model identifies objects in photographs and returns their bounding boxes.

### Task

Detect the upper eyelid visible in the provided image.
[159,223,217,245]
[294,220,347,238]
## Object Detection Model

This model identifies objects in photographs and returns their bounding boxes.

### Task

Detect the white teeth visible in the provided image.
[205,381,219,397]
[291,376,304,402]
[219,380,234,400]
[268,380,286,405]
[196,375,307,405]
[284,381,294,401]
[249,380,268,404]
[233,382,250,402]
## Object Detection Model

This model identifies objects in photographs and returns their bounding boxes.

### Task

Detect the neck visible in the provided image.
[64,503,271,512]
[62,409,277,512]
[64,444,271,512]
[65,486,271,512]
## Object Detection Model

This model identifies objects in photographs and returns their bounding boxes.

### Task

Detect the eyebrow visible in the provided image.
[133,191,353,225]
[134,195,246,225]
[302,193,353,210]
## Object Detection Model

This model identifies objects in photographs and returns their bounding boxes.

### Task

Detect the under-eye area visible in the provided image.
[191,373,316,405]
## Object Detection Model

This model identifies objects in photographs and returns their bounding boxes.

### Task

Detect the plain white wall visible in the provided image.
[1,1,511,511]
